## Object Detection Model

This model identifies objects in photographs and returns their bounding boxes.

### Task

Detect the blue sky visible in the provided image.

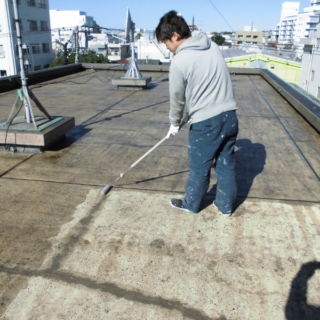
[49,0,312,32]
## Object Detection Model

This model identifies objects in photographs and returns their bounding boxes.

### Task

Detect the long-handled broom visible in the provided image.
[100,114,189,195]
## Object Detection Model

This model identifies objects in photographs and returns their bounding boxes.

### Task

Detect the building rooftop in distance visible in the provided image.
[0,67,319,319]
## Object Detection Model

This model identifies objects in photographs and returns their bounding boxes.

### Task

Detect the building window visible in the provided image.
[253,35,258,39]
[317,87,320,99]
[246,35,252,38]
[27,0,36,6]
[317,38,320,48]
[0,70,7,77]
[40,21,48,31]
[34,66,41,70]
[42,43,50,53]
[31,43,40,54]
[38,0,46,8]
[29,20,37,31]
[238,35,243,38]
[311,70,315,81]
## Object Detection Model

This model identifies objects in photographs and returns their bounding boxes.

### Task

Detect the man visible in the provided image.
[155,11,238,216]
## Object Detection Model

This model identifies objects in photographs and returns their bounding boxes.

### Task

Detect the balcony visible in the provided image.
[307,18,319,24]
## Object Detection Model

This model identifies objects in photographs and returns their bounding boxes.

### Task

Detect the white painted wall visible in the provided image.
[50,10,104,55]
[280,2,300,20]
[300,25,320,98]
[0,0,54,76]
[49,10,97,29]
[136,37,171,62]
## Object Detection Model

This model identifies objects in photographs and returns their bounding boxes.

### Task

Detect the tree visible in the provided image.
[49,50,108,68]
[135,33,142,40]
[211,33,226,46]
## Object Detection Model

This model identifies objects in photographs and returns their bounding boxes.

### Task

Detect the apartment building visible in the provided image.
[50,10,107,56]
[234,30,263,46]
[275,0,320,47]
[299,18,320,97]
[0,0,54,77]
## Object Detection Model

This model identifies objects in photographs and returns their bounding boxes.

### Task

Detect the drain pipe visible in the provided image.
[306,45,315,91]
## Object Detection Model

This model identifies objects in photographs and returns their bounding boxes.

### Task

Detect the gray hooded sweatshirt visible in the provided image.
[169,33,237,125]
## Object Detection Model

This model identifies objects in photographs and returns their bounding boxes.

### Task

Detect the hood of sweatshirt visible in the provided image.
[176,33,211,54]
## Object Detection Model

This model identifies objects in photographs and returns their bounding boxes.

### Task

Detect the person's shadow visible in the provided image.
[285,261,320,319]
[204,138,266,212]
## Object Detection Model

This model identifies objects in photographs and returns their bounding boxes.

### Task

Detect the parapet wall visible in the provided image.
[0,64,84,93]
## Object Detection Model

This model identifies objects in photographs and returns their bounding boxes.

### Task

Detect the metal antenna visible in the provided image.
[13,0,32,124]
[6,0,52,128]
[123,8,142,79]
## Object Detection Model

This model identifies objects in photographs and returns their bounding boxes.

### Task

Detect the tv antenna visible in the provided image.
[5,0,52,129]
[124,7,142,78]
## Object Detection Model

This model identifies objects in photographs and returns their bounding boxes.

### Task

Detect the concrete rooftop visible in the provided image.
[0,69,319,319]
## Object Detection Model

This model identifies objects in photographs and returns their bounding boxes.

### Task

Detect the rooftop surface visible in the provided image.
[0,69,319,319]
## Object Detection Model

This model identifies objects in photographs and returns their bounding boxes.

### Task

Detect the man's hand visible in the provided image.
[166,125,180,139]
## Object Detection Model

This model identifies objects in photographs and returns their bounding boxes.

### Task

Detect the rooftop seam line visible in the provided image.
[0,154,34,178]
[249,75,320,182]
[78,91,137,128]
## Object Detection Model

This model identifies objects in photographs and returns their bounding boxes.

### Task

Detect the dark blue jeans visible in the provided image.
[182,110,239,213]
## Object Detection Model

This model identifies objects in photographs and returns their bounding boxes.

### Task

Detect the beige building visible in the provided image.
[235,31,263,46]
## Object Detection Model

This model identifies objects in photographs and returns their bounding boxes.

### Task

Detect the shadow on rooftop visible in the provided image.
[133,138,266,215]
[48,98,169,150]
[285,261,320,320]
[146,83,158,89]
[134,170,190,185]
[82,99,169,127]
[234,138,266,210]
[48,125,92,151]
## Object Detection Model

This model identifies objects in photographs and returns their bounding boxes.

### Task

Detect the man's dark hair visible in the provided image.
[155,10,191,42]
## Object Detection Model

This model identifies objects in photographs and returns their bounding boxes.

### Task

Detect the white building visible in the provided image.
[275,2,300,44]
[294,1,320,42]
[280,1,300,20]
[135,34,171,62]
[49,10,98,30]
[0,0,54,77]
[299,16,320,97]
[50,10,101,54]
[275,0,320,49]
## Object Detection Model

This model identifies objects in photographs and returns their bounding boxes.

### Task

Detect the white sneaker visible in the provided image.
[170,199,192,212]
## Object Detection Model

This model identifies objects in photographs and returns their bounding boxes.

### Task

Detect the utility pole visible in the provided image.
[5,0,52,129]
[74,26,79,63]
[12,0,31,123]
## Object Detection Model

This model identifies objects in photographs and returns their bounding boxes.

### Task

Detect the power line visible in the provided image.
[208,0,234,32]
